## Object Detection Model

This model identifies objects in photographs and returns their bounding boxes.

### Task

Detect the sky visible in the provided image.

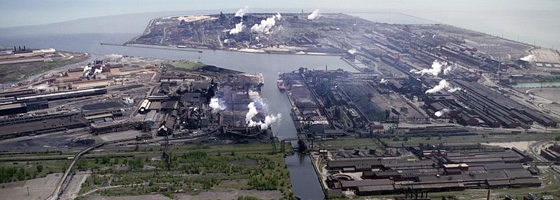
[1,0,560,28]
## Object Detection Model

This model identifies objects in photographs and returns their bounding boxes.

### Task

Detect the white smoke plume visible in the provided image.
[411,60,446,77]
[251,14,281,34]
[83,65,92,73]
[443,64,454,75]
[380,78,388,84]
[260,113,282,129]
[348,49,357,55]
[94,67,103,74]
[520,55,535,62]
[82,64,104,77]
[229,22,245,35]
[246,102,259,123]
[434,108,449,117]
[308,9,320,20]
[248,90,263,105]
[426,80,462,94]
[447,87,463,93]
[245,90,282,129]
[426,80,450,94]
[235,6,249,17]
[275,12,282,20]
[209,97,226,113]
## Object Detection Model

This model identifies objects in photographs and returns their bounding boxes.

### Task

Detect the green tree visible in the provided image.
[36,164,44,173]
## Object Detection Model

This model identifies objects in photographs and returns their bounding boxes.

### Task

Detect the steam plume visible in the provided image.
[245,90,282,129]
[434,108,449,117]
[426,80,462,94]
[229,22,245,35]
[209,97,226,113]
[411,60,446,77]
[308,9,320,20]
[520,55,535,62]
[426,80,450,94]
[235,6,249,17]
[251,14,281,34]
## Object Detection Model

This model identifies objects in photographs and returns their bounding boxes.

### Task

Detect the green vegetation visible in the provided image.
[78,149,295,199]
[238,196,262,200]
[164,60,206,70]
[0,160,69,183]
[536,75,560,82]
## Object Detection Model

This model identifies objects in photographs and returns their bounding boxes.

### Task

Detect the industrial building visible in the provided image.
[0,112,88,139]
[324,147,540,196]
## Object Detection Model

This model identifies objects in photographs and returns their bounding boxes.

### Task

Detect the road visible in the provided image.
[47,142,106,200]
[528,140,554,163]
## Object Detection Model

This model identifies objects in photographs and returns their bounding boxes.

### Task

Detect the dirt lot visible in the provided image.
[482,141,535,151]
[0,173,62,200]
[532,48,560,63]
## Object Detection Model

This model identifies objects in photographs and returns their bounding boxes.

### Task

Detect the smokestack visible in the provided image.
[13,46,16,51]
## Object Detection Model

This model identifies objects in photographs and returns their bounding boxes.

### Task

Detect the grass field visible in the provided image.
[74,143,296,200]
[0,160,69,184]
[164,60,206,70]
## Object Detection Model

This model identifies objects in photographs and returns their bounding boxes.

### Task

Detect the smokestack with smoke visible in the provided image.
[229,22,245,35]
[245,90,282,129]
[447,87,463,93]
[380,78,388,84]
[348,49,357,55]
[83,65,92,74]
[235,6,249,17]
[250,14,281,34]
[443,64,454,76]
[411,60,446,77]
[308,9,320,20]
[426,80,462,94]
[434,108,449,117]
[94,67,103,74]
[209,98,226,113]
[246,102,259,124]
[426,80,450,94]
[520,55,535,62]
[82,63,104,77]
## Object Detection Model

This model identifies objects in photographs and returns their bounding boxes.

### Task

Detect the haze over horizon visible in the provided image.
[2,0,559,49]
[2,0,560,28]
